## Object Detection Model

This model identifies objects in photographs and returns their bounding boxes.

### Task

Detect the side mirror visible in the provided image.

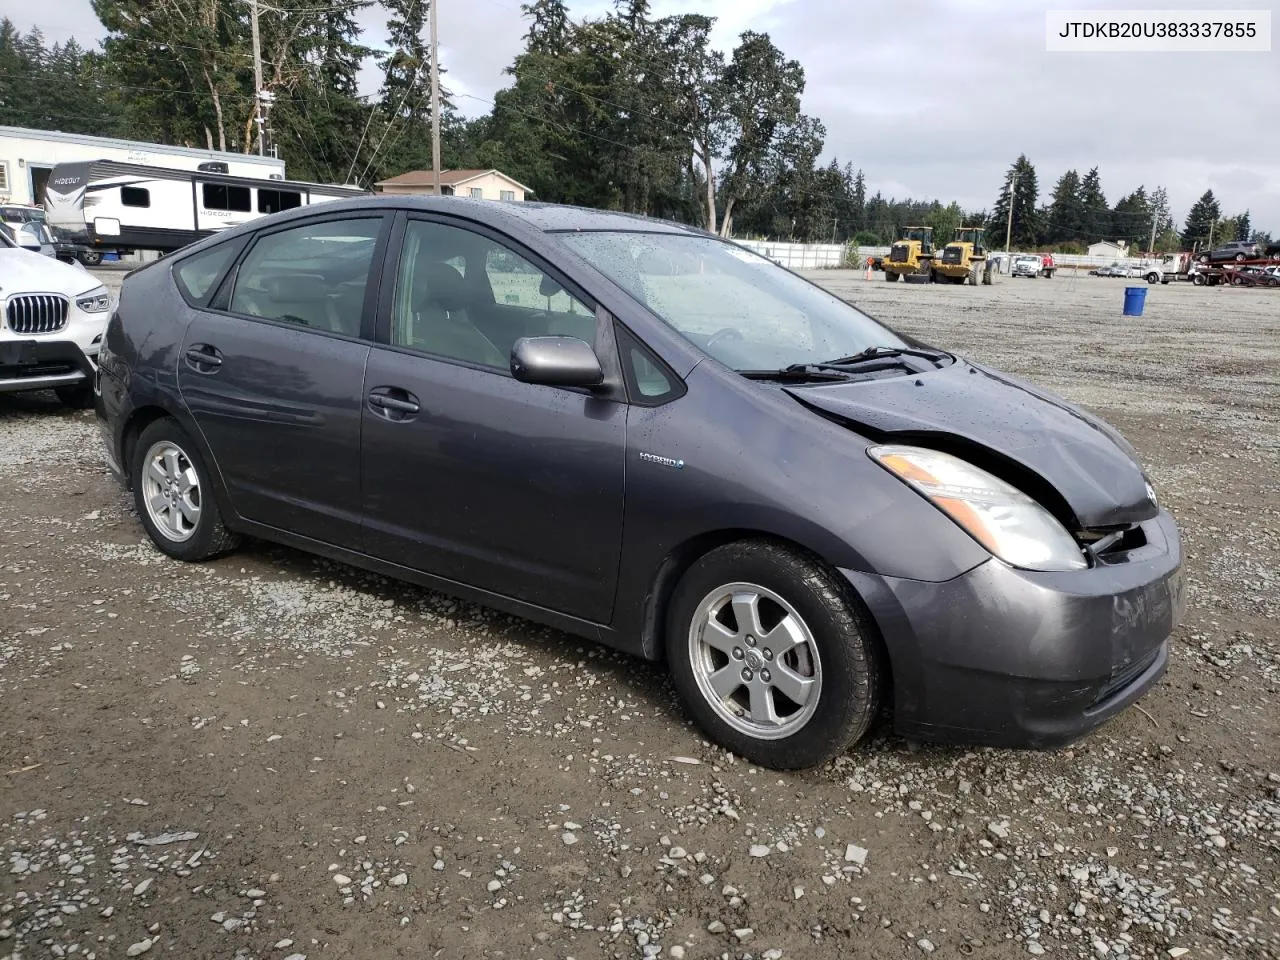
[510,336,604,388]
[16,224,43,252]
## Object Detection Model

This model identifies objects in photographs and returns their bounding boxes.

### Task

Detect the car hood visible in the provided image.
[0,248,92,296]
[785,359,1157,529]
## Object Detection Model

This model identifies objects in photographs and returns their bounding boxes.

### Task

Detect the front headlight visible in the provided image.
[869,444,1087,572]
[75,285,112,313]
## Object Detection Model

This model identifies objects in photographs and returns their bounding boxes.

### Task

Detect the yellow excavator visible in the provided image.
[882,226,934,282]
[931,226,992,285]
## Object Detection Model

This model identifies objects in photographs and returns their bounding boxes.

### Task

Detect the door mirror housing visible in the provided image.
[511,336,604,388]
[15,223,44,252]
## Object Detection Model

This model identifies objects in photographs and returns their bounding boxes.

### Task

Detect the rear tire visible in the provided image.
[131,418,240,562]
[666,540,882,770]
[77,250,103,267]
[55,384,94,409]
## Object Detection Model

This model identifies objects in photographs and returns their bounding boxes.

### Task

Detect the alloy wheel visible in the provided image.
[140,440,202,542]
[687,582,822,740]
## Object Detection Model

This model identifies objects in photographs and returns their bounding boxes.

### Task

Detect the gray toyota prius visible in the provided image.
[95,197,1184,769]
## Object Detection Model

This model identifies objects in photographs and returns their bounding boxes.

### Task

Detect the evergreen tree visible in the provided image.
[1181,190,1221,249]
[987,155,1040,249]
[1046,169,1082,243]
[1077,167,1108,240]
[1110,187,1150,246]
[522,0,570,55]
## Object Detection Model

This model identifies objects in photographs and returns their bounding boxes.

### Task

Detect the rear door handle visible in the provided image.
[185,344,223,372]
[368,387,421,420]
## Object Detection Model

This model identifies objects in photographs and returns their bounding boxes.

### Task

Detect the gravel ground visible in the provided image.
[2,269,1277,960]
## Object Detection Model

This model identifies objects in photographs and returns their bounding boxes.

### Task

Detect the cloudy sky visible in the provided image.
[5,0,1278,231]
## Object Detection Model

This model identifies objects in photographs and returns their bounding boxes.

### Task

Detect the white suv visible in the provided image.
[1,227,113,407]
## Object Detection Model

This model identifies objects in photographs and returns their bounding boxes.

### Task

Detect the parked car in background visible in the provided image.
[1264,240,1280,261]
[0,202,107,266]
[0,225,111,406]
[1196,240,1262,263]
[1090,263,1124,278]
[0,220,55,258]
[96,196,1184,770]
[0,203,44,234]
[1012,255,1043,278]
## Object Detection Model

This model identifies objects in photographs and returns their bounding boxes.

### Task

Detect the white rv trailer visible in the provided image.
[44,160,367,253]
[0,125,285,208]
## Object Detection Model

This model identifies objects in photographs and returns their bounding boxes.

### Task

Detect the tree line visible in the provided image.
[0,3,1270,250]
[987,154,1268,254]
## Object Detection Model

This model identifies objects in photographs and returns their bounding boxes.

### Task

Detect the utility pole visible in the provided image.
[1149,215,1158,256]
[250,0,265,156]
[831,218,838,244]
[429,0,442,196]
[1004,170,1017,254]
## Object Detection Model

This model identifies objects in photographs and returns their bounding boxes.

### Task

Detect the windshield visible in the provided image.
[559,231,905,371]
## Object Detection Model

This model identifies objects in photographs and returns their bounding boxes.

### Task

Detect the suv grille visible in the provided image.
[6,294,69,334]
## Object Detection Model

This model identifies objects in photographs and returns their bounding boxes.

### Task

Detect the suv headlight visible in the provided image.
[869,444,1087,572]
[75,285,112,313]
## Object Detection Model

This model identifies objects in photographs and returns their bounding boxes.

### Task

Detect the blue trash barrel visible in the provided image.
[102,250,120,262]
[1123,286,1147,317]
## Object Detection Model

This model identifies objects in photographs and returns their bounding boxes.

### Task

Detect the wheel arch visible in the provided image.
[120,403,239,527]
[633,529,895,712]
[119,405,171,483]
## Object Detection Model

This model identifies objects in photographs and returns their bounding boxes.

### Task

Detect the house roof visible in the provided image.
[374,168,532,192]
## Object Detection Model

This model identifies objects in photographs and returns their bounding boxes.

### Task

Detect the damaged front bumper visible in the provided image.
[845,509,1184,748]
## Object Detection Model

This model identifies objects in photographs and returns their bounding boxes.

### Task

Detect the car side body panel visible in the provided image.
[603,362,993,657]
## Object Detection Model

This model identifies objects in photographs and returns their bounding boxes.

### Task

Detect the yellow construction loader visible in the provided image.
[882,226,934,282]
[931,226,991,285]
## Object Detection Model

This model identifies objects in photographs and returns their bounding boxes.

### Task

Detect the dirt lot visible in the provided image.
[2,269,1277,960]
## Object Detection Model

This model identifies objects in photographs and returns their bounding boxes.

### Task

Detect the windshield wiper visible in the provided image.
[738,367,859,382]
[804,345,949,369]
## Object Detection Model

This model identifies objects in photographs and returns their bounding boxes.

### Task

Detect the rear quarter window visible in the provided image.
[172,238,248,305]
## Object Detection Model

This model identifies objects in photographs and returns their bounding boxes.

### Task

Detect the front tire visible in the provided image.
[131,419,239,562]
[666,541,882,770]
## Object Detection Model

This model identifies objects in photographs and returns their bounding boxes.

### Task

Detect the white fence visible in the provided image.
[732,238,1168,273]
[733,239,847,269]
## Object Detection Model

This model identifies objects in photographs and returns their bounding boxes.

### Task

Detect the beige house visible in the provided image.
[374,169,531,202]
[1087,240,1130,259]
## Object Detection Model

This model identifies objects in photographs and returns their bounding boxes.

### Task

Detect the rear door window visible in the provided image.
[173,238,248,305]
[228,217,383,338]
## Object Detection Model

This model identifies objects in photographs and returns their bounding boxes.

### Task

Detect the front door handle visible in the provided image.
[184,344,223,373]
[368,386,421,421]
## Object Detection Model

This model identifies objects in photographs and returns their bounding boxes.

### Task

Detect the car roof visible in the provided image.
[233,195,710,238]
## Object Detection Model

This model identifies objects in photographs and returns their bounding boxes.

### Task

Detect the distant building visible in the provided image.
[0,125,285,207]
[1087,240,1130,259]
[374,168,530,201]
